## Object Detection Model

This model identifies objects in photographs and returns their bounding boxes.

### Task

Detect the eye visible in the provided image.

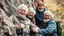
[29,12,34,14]
[44,15,50,19]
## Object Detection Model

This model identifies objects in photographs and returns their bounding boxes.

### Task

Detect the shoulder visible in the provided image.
[49,18,56,24]
[26,18,33,24]
[9,15,17,20]
[26,18,31,22]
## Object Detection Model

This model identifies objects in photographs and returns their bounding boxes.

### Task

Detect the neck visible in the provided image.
[27,16,33,20]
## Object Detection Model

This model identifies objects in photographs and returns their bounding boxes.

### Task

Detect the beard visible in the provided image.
[38,9,44,12]
[44,19,50,23]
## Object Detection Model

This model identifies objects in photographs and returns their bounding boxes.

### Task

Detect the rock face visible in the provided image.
[44,0,64,11]
[44,0,58,11]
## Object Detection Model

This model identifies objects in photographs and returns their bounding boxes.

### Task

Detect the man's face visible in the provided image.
[44,13,51,23]
[27,11,34,19]
[37,5,44,12]
[17,7,26,17]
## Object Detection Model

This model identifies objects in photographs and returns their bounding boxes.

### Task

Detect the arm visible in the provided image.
[23,19,37,33]
[39,20,56,35]
[9,15,20,29]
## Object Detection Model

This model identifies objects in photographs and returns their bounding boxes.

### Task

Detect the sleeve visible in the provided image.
[10,15,19,29]
[24,19,36,33]
[39,20,56,35]
[23,19,37,33]
[29,19,36,28]
[23,24,30,33]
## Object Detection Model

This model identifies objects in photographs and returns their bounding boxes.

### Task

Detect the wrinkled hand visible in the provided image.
[31,27,39,33]
[20,23,25,29]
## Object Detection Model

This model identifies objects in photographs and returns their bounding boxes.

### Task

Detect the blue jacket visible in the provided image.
[39,18,57,35]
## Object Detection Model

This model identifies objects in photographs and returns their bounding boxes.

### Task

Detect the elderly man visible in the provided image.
[35,1,47,28]
[39,11,57,36]
[9,4,39,36]
[33,10,57,36]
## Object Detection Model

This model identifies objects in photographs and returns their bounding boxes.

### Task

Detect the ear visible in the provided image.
[49,15,52,19]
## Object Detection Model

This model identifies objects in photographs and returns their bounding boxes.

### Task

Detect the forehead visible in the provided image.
[29,9,34,12]
[44,13,51,16]
[19,6,26,10]
[38,5,44,7]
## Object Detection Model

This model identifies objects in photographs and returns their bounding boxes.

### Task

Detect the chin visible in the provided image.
[44,19,50,23]
[29,17,33,19]
[38,9,44,12]
[28,16,33,18]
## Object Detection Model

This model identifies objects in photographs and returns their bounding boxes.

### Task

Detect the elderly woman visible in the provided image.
[26,7,36,24]
[26,7,39,36]
[9,4,39,36]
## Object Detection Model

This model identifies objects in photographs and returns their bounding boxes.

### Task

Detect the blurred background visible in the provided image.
[0,0,64,36]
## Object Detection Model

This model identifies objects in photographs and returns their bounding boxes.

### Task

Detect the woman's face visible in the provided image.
[17,7,26,17]
[27,11,34,19]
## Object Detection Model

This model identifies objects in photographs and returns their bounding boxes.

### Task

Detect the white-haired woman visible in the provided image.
[9,4,39,36]
[26,7,36,24]
[26,7,39,36]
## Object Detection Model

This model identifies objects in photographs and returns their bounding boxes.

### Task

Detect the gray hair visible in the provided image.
[28,7,36,15]
[44,10,54,18]
[18,4,28,13]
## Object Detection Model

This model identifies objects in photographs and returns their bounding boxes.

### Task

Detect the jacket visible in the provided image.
[39,18,57,36]
[35,8,47,28]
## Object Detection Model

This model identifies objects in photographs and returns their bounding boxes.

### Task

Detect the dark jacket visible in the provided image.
[35,8,47,29]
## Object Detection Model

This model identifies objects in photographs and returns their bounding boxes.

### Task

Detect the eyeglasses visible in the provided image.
[18,9,26,14]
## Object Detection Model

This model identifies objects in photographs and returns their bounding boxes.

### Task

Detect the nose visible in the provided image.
[44,15,50,19]
[21,10,25,13]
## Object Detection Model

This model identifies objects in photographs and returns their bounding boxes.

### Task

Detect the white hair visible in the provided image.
[28,7,36,15]
[44,10,54,18]
[18,4,28,13]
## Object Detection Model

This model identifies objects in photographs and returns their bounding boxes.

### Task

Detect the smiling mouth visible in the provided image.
[28,15,33,17]
[28,15,33,16]
[39,8,42,10]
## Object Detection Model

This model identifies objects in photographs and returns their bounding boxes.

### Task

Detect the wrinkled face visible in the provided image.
[44,13,52,23]
[27,10,34,19]
[37,5,44,12]
[17,7,26,17]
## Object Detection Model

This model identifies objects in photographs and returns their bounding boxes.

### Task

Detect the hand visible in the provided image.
[31,27,39,33]
[20,23,25,29]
